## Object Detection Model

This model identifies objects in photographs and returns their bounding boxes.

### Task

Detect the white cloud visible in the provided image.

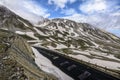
[48,0,68,9]
[23,1,50,17]
[112,12,120,16]
[78,0,120,31]
[64,12,120,30]
[63,13,87,22]
[48,0,76,9]
[80,0,107,14]
[63,11,120,36]
[62,0,120,36]
[111,10,120,16]
[69,0,76,3]
[61,8,77,15]
[0,0,50,23]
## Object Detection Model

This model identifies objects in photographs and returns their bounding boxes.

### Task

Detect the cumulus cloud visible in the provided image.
[69,0,76,3]
[63,0,120,36]
[0,0,50,23]
[61,8,77,15]
[80,0,107,14]
[79,0,120,15]
[63,13,86,22]
[112,12,120,16]
[48,0,76,9]
[64,13,120,36]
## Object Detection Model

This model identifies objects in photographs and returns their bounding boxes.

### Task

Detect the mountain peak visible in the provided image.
[0,5,35,32]
[0,5,16,17]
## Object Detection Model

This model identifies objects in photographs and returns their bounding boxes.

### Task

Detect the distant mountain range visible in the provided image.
[0,5,120,80]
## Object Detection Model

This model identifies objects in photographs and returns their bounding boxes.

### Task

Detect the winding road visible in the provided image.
[34,46,120,80]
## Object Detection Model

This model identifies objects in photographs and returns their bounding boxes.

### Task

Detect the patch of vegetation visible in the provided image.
[36,27,48,34]
[114,54,120,59]
[63,31,69,36]
[34,33,48,40]
[41,42,50,47]
[58,48,73,54]
[0,44,7,53]
[19,34,35,40]
[58,22,65,27]
[50,35,65,42]
[71,33,75,36]
[0,57,28,80]
[51,42,57,48]
[76,39,89,50]
[28,42,37,45]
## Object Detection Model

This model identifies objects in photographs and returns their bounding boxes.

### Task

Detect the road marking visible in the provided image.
[67,64,77,71]
[78,71,91,80]
[53,56,59,59]
[60,61,69,66]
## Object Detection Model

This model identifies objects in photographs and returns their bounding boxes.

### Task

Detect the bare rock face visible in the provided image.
[34,18,120,56]
[0,30,57,80]
[0,5,34,32]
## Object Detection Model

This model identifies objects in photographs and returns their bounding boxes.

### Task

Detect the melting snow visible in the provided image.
[69,28,79,37]
[15,31,38,39]
[26,32,38,39]
[69,54,120,70]
[47,44,67,50]
[16,31,25,35]
[58,33,63,37]
[56,44,68,49]
[34,27,46,36]
[32,47,73,80]
[18,19,29,27]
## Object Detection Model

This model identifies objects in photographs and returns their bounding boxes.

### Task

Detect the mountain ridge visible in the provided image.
[0,6,57,80]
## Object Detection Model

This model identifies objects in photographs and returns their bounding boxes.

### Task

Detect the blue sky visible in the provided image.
[0,0,120,37]
[35,0,83,18]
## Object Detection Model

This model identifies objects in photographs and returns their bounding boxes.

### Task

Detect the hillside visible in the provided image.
[0,29,57,80]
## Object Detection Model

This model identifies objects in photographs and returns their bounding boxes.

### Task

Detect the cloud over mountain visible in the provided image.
[0,0,120,36]
[0,0,50,23]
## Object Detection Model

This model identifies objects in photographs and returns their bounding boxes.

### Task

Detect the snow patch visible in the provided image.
[16,31,25,35]
[56,44,68,49]
[58,33,63,37]
[34,27,46,36]
[26,32,38,39]
[69,54,120,70]
[15,31,38,39]
[32,47,73,80]
[18,19,29,27]
[69,28,79,37]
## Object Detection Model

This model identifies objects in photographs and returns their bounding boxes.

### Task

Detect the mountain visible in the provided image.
[34,18,120,57]
[0,6,57,80]
[0,29,57,80]
[0,5,120,79]
[34,18,120,72]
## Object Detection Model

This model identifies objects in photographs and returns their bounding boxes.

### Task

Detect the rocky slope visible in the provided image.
[34,18,120,57]
[33,18,120,72]
[0,29,57,80]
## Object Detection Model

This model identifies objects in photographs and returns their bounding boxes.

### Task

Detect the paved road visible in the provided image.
[34,46,120,80]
